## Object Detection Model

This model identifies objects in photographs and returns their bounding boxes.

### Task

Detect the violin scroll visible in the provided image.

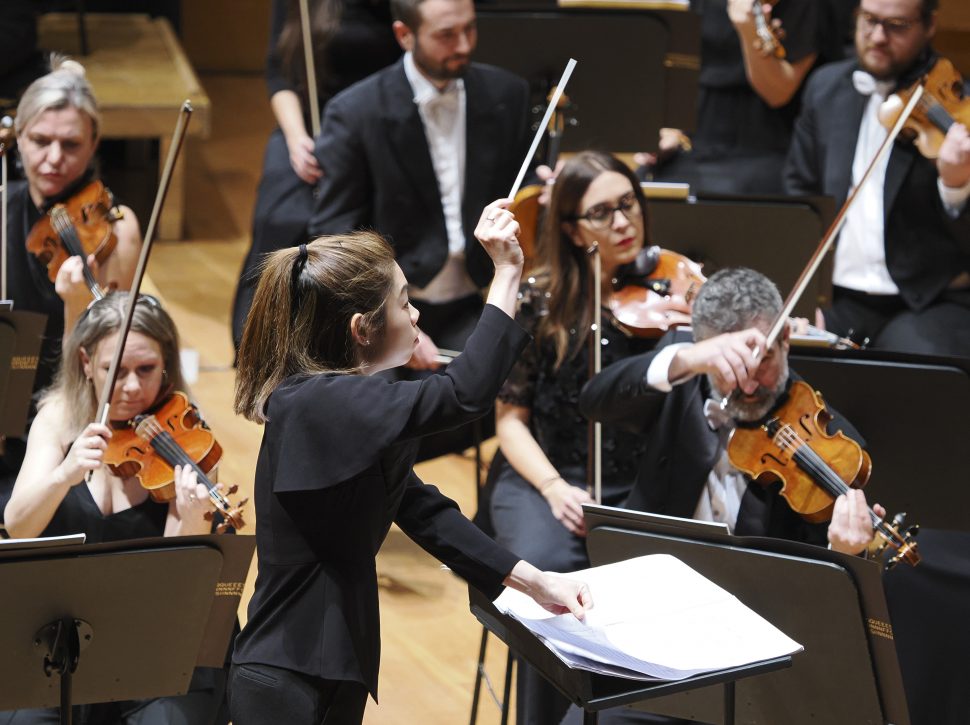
[751,1,786,59]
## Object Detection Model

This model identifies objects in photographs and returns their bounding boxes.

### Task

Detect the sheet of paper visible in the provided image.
[494,554,802,680]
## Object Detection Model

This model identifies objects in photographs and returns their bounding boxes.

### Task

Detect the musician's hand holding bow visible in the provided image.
[828,489,886,556]
[56,254,101,339]
[668,328,767,394]
[53,422,111,487]
[937,122,970,190]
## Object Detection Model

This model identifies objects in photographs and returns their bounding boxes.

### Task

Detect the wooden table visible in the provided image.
[38,13,212,240]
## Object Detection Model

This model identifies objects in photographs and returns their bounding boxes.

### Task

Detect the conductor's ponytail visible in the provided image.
[234,231,397,423]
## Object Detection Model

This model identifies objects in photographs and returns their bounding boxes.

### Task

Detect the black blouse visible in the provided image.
[497,276,657,503]
[692,0,819,157]
[232,305,529,698]
[39,483,168,542]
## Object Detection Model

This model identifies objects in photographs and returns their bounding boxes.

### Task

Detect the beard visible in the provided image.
[710,355,789,424]
[412,47,470,83]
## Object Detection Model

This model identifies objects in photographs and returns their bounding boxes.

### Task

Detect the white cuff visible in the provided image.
[938,176,970,218]
[645,343,691,392]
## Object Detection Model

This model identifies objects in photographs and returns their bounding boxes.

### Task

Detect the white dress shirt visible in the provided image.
[403,52,478,303]
[834,71,970,294]
[647,344,749,531]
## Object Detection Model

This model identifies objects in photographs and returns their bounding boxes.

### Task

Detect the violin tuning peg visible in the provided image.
[227,484,239,495]
[203,511,214,521]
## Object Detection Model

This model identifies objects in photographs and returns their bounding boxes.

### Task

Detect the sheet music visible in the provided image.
[495,554,802,681]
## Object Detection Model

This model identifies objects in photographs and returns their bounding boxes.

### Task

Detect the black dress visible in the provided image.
[230,305,529,703]
[230,0,401,349]
[652,0,819,195]
[490,276,657,570]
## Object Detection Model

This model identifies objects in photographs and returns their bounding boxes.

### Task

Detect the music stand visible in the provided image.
[470,586,792,725]
[0,306,46,439]
[0,533,255,723]
[473,6,699,152]
[581,505,910,725]
[646,193,837,319]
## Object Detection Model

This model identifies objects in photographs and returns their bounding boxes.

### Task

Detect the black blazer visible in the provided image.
[784,58,970,311]
[231,306,528,698]
[308,59,531,289]
[578,337,865,546]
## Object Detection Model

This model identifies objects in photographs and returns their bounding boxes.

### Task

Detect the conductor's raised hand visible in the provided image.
[671,327,766,395]
[475,198,524,270]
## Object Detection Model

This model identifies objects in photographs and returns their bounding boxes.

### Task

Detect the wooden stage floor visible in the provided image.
[147,73,514,723]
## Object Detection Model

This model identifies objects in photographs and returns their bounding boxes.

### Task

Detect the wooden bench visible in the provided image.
[38,13,211,240]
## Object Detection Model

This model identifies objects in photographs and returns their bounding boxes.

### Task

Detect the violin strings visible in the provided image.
[136,416,226,501]
[772,424,889,529]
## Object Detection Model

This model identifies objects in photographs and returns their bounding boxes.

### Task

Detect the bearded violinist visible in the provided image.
[576,268,882,725]
[580,268,879,555]
[784,0,970,356]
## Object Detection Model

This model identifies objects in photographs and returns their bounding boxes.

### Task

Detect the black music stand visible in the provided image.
[0,305,46,439]
[786,347,970,725]
[473,6,699,153]
[788,346,970,532]
[0,533,255,723]
[580,506,910,725]
[470,559,796,725]
[646,192,837,319]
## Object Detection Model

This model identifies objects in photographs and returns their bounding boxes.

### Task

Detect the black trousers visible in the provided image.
[228,663,367,725]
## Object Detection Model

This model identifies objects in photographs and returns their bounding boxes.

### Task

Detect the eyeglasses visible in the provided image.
[572,192,640,229]
[856,9,922,36]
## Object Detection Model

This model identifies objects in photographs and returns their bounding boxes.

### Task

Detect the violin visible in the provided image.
[608,246,703,338]
[608,247,859,348]
[751,0,786,59]
[878,57,970,160]
[726,380,920,568]
[104,391,247,532]
[25,179,123,300]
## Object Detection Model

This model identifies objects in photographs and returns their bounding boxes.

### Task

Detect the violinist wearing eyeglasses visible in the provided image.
[785,0,970,357]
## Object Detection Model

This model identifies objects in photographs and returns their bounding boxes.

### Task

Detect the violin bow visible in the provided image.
[719,84,925,409]
[91,102,193,430]
[508,58,577,199]
[299,0,321,137]
[1,115,12,302]
[586,242,603,505]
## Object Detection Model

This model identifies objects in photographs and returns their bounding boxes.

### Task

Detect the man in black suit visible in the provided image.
[784,0,970,357]
[580,268,879,553]
[308,0,531,368]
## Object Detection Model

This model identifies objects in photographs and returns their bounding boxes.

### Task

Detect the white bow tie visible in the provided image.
[852,70,895,98]
[703,398,734,431]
